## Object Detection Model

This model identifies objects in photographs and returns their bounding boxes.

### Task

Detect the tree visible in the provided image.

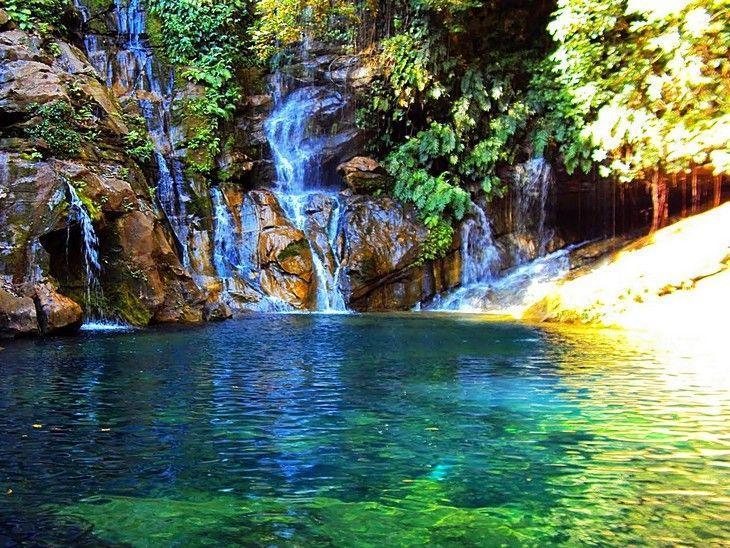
[544,0,730,231]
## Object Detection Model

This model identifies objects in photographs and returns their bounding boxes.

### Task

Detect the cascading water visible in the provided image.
[511,157,556,262]
[210,188,293,312]
[428,157,568,313]
[64,181,103,321]
[263,81,348,312]
[74,0,191,268]
[460,202,501,286]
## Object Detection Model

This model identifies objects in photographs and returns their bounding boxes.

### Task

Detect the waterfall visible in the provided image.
[511,158,556,262]
[263,80,348,313]
[211,188,240,279]
[65,181,103,319]
[74,0,192,269]
[427,157,566,314]
[460,202,501,286]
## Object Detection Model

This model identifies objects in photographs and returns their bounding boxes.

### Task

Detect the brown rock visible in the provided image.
[0,60,68,113]
[337,156,390,194]
[259,227,312,278]
[114,211,204,325]
[0,286,37,336]
[339,195,460,311]
[249,190,290,230]
[33,283,82,335]
[260,268,311,309]
[203,300,233,322]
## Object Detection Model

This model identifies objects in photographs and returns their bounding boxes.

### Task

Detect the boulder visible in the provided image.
[337,156,390,194]
[339,195,461,311]
[203,300,233,322]
[33,283,82,335]
[0,286,37,337]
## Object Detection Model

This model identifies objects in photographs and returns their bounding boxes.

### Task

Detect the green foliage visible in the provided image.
[358,2,551,258]
[68,178,102,220]
[541,0,730,180]
[122,115,155,164]
[3,0,71,35]
[27,101,83,158]
[145,0,252,175]
[252,0,359,62]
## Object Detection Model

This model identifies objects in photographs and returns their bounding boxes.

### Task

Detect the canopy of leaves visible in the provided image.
[543,0,730,180]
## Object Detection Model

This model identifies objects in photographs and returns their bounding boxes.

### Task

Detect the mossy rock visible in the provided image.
[277,239,309,263]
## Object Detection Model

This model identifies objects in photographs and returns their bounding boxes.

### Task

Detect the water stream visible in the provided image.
[430,157,565,313]
[74,0,191,268]
[264,82,348,312]
[64,181,102,321]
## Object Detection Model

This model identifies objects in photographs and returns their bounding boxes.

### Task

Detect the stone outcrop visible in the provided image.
[33,283,83,335]
[339,196,460,311]
[0,285,38,337]
[337,157,390,194]
[244,190,315,309]
[0,27,204,331]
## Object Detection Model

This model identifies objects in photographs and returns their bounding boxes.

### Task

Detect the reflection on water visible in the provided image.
[0,315,728,545]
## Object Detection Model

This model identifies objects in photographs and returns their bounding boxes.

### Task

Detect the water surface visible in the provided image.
[1,315,728,545]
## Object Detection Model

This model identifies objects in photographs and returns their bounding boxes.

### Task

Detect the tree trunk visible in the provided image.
[714,174,722,207]
[691,167,699,213]
[650,170,668,232]
[680,172,687,217]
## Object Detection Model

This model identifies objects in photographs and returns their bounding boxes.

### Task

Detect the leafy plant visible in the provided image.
[2,0,71,35]
[27,101,83,158]
[123,129,155,163]
[541,0,730,181]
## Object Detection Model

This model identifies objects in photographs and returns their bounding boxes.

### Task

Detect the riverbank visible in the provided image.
[523,203,730,330]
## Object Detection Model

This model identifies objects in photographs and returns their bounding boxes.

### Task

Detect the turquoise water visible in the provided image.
[1,315,728,545]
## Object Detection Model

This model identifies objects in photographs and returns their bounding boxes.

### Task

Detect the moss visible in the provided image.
[277,239,309,262]
[185,190,212,220]
[110,283,153,326]
[145,13,166,56]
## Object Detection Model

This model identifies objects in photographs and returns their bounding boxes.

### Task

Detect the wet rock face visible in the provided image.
[250,190,314,309]
[337,157,390,194]
[339,196,460,311]
[0,27,205,327]
[0,285,38,337]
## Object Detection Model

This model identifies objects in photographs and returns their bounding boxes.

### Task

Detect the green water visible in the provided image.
[1,314,728,546]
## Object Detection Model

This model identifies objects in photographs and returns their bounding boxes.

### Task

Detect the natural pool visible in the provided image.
[1,314,728,546]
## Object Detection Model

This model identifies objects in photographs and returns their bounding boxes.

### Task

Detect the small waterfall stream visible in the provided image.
[64,181,104,322]
[264,82,348,312]
[74,0,191,268]
[429,158,568,314]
